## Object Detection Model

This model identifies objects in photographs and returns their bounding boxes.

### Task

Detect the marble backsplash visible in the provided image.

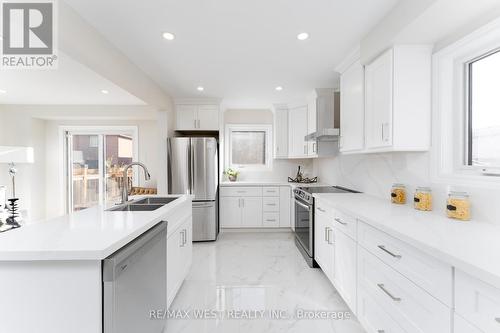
[313,152,500,226]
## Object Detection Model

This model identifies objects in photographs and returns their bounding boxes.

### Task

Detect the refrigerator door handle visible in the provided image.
[188,140,193,195]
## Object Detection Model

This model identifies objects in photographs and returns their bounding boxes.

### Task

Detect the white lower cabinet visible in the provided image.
[167,215,193,308]
[455,269,500,332]
[357,285,408,333]
[332,227,357,314]
[358,246,451,333]
[220,185,292,228]
[314,203,334,281]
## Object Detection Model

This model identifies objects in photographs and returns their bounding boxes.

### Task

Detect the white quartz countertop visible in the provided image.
[0,195,191,261]
[313,193,500,289]
[220,181,331,187]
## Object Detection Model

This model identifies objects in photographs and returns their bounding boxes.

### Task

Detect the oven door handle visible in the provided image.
[295,199,311,211]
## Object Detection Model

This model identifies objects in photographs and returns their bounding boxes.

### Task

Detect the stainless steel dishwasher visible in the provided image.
[103,221,167,333]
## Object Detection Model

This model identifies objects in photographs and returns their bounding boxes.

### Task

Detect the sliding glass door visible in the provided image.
[66,128,137,212]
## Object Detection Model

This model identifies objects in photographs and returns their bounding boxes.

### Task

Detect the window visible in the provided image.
[64,127,138,212]
[225,125,272,170]
[467,49,500,167]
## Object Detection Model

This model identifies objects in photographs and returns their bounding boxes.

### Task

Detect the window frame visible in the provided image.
[59,126,139,213]
[432,17,500,187]
[224,124,273,171]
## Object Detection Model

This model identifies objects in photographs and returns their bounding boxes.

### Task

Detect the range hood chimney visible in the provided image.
[304,89,340,142]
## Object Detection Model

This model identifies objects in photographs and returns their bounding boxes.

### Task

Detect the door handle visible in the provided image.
[377,245,402,259]
[377,283,401,302]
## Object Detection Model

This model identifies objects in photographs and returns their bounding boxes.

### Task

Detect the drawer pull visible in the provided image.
[266,203,277,206]
[334,217,347,225]
[237,191,246,193]
[327,228,334,245]
[377,283,401,302]
[266,219,276,222]
[377,331,385,333]
[495,318,500,323]
[378,245,402,259]
[317,207,326,212]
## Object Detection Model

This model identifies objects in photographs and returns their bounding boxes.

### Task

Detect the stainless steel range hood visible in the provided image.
[304,89,340,142]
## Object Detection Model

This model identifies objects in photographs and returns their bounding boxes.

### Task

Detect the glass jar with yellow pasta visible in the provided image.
[447,192,471,221]
[414,187,432,211]
[391,184,406,204]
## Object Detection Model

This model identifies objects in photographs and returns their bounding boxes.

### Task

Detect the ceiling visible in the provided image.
[0,52,146,105]
[64,0,398,108]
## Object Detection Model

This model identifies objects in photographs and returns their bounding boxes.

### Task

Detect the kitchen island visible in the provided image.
[0,194,192,333]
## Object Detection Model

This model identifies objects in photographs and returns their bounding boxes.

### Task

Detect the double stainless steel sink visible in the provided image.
[107,197,178,212]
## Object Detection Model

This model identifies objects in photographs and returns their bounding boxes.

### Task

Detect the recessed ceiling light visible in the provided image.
[275,86,283,91]
[297,32,309,41]
[197,86,204,92]
[101,89,109,94]
[162,32,175,41]
[0,89,6,94]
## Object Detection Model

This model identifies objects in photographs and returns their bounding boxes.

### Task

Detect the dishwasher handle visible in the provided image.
[103,221,167,282]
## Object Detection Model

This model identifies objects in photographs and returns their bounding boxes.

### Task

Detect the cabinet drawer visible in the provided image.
[220,186,262,197]
[358,247,451,333]
[358,221,452,306]
[358,284,408,333]
[455,269,500,332]
[262,187,280,197]
[263,197,279,212]
[263,212,279,227]
[331,208,357,240]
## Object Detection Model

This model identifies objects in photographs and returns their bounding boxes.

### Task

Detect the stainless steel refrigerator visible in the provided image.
[167,137,218,241]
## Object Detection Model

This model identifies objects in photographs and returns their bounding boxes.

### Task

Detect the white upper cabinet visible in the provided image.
[307,96,317,157]
[365,49,394,149]
[273,106,289,159]
[288,105,309,158]
[364,45,432,152]
[339,60,365,153]
[176,104,220,131]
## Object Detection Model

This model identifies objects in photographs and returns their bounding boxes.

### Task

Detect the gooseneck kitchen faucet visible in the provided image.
[120,162,151,204]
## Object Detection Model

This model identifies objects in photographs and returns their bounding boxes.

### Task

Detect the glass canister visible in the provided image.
[391,184,406,204]
[414,187,432,211]
[447,191,471,221]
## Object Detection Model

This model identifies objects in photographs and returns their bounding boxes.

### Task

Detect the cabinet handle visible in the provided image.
[377,331,385,333]
[327,228,334,245]
[197,119,201,128]
[377,283,401,302]
[381,123,384,141]
[266,203,277,206]
[266,219,276,222]
[242,199,245,208]
[313,142,316,153]
[304,145,307,155]
[377,245,402,259]
[238,199,241,208]
[495,318,500,324]
[180,230,185,247]
[324,227,329,242]
[317,207,325,213]
[334,217,347,225]
[194,119,197,129]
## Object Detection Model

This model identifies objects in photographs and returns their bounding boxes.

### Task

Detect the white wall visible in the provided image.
[223,108,313,182]
[0,105,169,221]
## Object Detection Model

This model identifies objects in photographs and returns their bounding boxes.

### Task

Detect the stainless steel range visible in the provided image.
[293,186,359,267]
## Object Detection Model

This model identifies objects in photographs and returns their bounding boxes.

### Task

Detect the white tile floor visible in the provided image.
[166,232,365,333]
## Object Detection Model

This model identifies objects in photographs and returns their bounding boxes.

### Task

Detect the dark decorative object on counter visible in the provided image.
[288,166,318,184]
[6,198,21,228]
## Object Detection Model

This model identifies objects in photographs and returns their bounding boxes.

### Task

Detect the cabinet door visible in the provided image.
[333,229,357,313]
[365,49,393,149]
[181,218,193,276]
[274,108,289,158]
[241,197,263,227]
[288,106,308,157]
[167,228,183,307]
[279,186,291,228]
[220,197,242,227]
[176,105,198,130]
[340,60,365,152]
[314,208,334,281]
[197,105,219,130]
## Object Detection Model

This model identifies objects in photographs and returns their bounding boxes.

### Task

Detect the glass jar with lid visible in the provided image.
[447,191,471,221]
[391,184,406,204]
[414,187,432,211]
